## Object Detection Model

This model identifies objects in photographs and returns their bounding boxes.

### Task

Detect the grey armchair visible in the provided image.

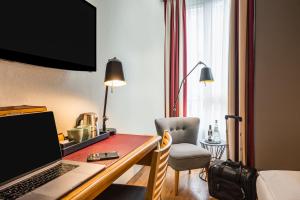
[155,117,211,195]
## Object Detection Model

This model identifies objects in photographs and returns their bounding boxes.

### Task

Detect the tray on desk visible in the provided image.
[61,132,110,156]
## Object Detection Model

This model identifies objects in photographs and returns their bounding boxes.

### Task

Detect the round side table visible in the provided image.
[199,140,227,181]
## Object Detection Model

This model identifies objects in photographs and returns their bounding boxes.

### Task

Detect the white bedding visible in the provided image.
[257,170,300,200]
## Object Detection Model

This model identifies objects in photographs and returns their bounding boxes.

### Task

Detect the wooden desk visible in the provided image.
[62,134,160,200]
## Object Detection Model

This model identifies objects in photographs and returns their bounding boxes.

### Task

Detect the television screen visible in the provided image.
[0,0,96,71]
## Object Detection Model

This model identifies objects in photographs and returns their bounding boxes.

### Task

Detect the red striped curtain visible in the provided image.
[246,0,255,168]
[228,0,255,167]
[164,0,187,117]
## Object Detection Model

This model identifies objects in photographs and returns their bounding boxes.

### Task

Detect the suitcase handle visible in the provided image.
[225,115,242,121]
[225,115,242,158]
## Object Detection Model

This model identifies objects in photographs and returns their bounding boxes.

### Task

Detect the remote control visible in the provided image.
[87,151,119,162]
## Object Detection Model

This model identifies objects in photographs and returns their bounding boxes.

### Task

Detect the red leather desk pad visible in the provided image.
[63,134,152,167]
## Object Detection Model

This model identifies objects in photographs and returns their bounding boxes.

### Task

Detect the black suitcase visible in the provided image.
[208,159,258,200]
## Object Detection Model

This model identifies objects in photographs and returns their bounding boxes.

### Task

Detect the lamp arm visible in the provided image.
[172,61,206,116]
[102,86,109,131]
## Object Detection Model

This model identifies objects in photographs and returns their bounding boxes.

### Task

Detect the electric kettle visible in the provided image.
[76,112,99,138]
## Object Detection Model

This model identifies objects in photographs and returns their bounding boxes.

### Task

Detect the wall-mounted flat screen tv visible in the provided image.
[0,0,96,71]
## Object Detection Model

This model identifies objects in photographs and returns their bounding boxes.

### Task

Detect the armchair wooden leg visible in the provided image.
[175,170,179,195]
[189,170,191,174]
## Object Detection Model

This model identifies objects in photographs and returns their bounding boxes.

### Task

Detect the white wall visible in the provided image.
[97,0,165,135]
[0,0,165,136]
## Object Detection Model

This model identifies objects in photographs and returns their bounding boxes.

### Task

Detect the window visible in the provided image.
[186,0,230,141]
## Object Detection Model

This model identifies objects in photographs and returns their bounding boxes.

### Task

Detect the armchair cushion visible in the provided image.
[155,117,199,145]
[169,143,211,171]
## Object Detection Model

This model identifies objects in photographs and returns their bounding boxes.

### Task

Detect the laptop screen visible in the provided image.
[0,112,61,185]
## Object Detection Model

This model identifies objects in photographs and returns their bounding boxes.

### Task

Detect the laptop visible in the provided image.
[0,112,105,200]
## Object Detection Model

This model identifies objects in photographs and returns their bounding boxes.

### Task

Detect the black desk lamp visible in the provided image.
[172,61,214,116]
[99,57,126,135]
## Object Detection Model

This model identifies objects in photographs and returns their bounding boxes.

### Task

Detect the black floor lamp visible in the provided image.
[172,61,214,117]
[99,57,126,135]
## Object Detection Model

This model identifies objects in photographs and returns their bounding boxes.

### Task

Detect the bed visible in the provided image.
[257,170,300,200]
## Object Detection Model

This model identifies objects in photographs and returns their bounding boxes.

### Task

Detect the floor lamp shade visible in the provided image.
[200,66,214,83]
[104,57,126,87]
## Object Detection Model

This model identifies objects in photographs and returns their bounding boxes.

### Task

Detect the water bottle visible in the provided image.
[208,125,213,142]
[213,120,221,143]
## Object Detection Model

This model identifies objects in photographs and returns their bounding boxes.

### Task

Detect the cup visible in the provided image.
[67,128,89,143]
[76,125,94,139]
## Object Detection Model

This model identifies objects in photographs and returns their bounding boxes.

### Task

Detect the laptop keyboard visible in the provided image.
[0,163,78,200]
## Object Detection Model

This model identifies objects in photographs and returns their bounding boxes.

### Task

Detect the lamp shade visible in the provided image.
[199,66,214,83]
[104,57,126,87]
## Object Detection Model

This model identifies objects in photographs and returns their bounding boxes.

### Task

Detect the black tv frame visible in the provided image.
[0,0,97,72]
[0,48,96,72]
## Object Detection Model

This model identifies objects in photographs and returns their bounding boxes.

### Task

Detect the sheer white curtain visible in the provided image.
[186,0,230,141]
